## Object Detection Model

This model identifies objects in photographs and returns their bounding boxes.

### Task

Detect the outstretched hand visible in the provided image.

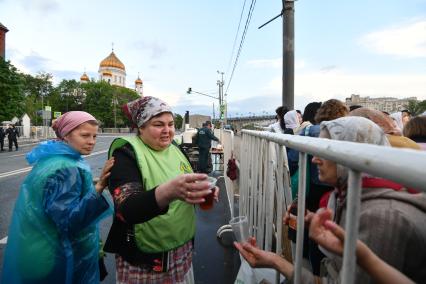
[95,157,115,193]
[309,208,347,256]
[233,237,276,269]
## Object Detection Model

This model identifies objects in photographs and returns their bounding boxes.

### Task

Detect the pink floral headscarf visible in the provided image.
[122,96,172,128]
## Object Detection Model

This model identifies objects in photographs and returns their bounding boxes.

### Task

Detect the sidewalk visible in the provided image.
[15,137,44,148]
[192,172,241,284]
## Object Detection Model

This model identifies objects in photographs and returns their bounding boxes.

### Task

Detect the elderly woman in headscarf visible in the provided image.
[390,110,411,132]
[104,96,218,283]
[307,116,426,283]
[284,110,303,134]
[349,107,420,150]
[236,117,426,284]
[2,111,114,284]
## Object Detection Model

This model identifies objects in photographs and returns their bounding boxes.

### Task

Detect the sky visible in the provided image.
[1,0,426,118]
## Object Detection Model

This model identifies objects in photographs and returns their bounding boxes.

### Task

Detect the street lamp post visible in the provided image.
[186,87,221,122]
[113,95,117,129]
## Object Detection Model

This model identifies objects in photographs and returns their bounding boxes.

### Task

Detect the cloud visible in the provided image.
[247,58,281,68]
[133,40,167,59]
[359,20,426,58]
[267,69,426,103]
[19,51,51,73]
[320,65,337,73]
[247,58,306,69]
[16,0,60,14]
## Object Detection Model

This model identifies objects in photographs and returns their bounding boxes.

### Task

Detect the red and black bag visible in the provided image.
[226,153,238,181]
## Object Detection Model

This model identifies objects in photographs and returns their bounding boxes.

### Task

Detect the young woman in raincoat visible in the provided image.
[1,111,114,284]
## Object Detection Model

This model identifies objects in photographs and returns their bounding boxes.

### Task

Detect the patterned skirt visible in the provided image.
[115,241,194,284]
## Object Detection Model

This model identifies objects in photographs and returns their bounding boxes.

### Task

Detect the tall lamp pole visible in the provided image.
[258,0,295,110]
[282,0,295,109]
[217,71,226,126]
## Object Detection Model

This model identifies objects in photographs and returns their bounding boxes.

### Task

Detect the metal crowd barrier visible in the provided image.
[238,131,292,283]
[215,129,240,239]
[239,129,426,284]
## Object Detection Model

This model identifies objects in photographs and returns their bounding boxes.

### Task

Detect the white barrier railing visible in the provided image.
[239,131,293,283]
[215,129,240,240]
[221,129,236,217]
[240,129,426,284]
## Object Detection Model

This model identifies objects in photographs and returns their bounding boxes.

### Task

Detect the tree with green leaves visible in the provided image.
[174,113,183,130]
[82,81,139,127]
[20,72,54,125]
[50,79,85,113]
[0,59,25,122]
[407,100,426,116]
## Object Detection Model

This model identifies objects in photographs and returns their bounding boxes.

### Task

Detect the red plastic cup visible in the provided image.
[199,177,217,210]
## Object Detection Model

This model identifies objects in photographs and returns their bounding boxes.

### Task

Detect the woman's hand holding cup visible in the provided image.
[155,173,214,208]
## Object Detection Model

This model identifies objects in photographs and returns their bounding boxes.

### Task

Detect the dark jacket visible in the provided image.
[0,128,4,139]
[196,127,219,149]
[6,127,19,140]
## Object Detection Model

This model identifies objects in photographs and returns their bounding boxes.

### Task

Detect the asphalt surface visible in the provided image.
[0,135,240,283]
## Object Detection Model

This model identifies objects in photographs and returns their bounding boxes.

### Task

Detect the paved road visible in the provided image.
[0,136,239,283]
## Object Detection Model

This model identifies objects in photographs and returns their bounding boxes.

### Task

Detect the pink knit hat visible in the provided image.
[52,111,97,139]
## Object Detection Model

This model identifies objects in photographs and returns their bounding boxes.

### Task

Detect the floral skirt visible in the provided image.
[115,241,194,284]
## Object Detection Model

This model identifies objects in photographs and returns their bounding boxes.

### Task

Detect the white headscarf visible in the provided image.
[320,116,390,189]
[284,110,300,130]
[390,112,404,132]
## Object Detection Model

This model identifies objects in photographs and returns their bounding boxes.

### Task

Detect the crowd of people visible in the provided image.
[235,100,426,283]
[1,95,425,283]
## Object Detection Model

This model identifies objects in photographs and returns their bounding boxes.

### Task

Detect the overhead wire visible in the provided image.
[226,0,247,75]
[225,0,257,95]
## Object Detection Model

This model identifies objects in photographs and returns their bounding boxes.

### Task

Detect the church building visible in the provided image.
[80,49,143,96]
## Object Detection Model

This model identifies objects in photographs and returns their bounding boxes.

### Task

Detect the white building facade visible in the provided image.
[345,94,417,113]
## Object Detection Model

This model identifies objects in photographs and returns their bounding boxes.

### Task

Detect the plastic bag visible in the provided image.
[227,154,238,181]
[235,259,285,284]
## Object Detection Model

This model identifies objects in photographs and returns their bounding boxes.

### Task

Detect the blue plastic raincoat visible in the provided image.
[1,141,112,284]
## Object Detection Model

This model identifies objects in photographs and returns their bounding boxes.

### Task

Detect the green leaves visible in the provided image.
[0,59,25,122]
[0,60,140,127]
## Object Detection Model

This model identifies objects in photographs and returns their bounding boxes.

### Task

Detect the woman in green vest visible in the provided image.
[104,96,218,283]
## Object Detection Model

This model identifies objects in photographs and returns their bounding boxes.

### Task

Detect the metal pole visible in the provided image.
[341,170,362,284]
[294,152,307,284]
[114,95,117,129]
[217,71,225,129]
[283,0,295,109]
[224,93,228,126]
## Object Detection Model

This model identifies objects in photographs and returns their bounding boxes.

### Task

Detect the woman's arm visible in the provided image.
[309,209,414,284]
[234,237,294,277]
[109,147,167,224]
[109,146,213,224]
[43,167,110,235]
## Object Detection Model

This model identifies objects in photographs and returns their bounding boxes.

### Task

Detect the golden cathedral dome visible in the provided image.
[99,51,125,71]
[80,72,89,81]
[135,77,143,85]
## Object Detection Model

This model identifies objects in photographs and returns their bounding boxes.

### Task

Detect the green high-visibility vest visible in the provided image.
[109,136,195,253]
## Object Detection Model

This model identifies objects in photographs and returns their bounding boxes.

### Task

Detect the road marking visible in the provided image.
[8,153,27,158]
[0,167,33,179]
[84,149,108,157]
[0,236,7,244]
[0,149,109,179]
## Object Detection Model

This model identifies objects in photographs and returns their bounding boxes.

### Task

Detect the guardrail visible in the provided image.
[239,129,426,284]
